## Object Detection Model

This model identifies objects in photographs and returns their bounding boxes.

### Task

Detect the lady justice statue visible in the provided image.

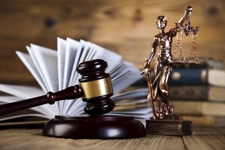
[142,6,200,135]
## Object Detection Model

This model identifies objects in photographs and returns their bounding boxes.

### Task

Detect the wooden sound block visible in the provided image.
[42,116,146,139]
[146,120,192,135]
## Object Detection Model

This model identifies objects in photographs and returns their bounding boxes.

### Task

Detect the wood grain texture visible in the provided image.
[0,0,224,85]
[0,127,224,150]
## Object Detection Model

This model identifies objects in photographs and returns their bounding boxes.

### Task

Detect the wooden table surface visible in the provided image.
[0,127,224,150]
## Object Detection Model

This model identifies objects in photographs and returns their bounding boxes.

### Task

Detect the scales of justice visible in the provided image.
[141,6,200,135]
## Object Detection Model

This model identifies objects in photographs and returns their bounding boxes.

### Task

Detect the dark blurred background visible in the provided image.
[0,0,224,85]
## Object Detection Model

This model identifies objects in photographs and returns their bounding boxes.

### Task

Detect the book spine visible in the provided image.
[170,101,225,116]
[172,57,224,69]
[170,85,208,100]
[180,115,225,127]
[169,68,208,85]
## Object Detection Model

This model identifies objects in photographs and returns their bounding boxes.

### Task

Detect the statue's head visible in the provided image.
[156,16,167,29]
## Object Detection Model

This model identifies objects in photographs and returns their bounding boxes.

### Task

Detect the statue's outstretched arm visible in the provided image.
[178,6,192,26]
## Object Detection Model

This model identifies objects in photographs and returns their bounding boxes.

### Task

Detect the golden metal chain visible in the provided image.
[174,31,186,62]
[186,33,199,63]
[192,33,199,63]
[174,31,199,64]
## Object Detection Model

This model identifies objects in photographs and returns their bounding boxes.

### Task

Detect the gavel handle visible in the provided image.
[0,85,83,116]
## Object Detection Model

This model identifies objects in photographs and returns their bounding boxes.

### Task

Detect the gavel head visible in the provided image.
[77,59,115,115]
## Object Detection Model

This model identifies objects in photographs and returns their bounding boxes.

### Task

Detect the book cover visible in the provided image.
[170,85,225,102]
[170,101,225,116]
[169,68,225,87]
[172,57,224,69]
[180,115,225,127]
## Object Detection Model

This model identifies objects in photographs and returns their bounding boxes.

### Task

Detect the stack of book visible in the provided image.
[169,57,225,127]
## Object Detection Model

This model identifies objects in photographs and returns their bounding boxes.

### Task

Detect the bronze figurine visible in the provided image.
[142,6,200,135]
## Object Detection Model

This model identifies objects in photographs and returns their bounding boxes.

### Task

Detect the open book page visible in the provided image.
[68,40,86,85]
[62,38,80,89]
[111,88,152,121]
[112,88,148,101]
[21,45,60,113]
[29,44,58,92]
[68,40,92,86]
[57,38,67,115]
[59,38,80,115]
[89,42,123,74]
[57,37,67,91]
[112,62,143,93]
[0,84,44,98]
[16,51,48,93]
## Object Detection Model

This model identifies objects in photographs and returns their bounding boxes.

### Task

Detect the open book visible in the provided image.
[0,38,152,124]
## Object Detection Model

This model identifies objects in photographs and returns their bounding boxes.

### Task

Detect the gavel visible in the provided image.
[0,59,115,116]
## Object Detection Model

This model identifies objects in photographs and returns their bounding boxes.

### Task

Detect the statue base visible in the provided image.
[146,115,192,135]
[42,115,146,139]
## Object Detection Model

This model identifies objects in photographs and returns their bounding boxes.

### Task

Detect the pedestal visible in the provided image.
[146,120,192,135]
[42,116,146,139]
